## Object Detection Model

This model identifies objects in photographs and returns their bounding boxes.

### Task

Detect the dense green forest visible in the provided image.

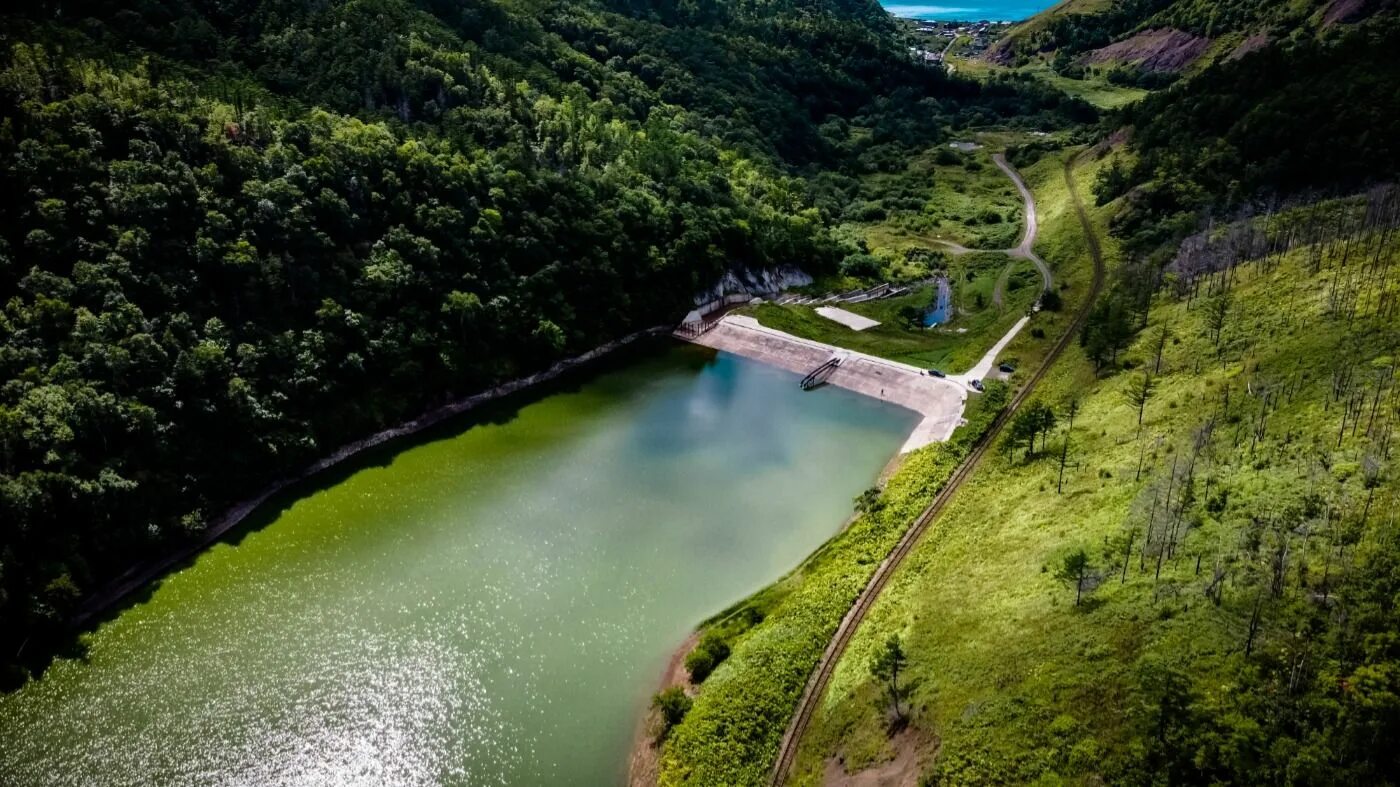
[1102,15,1400,258]
[0,0,1092,681]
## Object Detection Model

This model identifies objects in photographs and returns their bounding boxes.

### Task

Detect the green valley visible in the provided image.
[2,0,1399,784]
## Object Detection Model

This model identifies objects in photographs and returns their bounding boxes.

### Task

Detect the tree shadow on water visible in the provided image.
[6,337,707,691]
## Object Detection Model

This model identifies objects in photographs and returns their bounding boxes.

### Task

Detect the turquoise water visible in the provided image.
[0,345,917,786]
[923,277,954,327]
[880,1,1058,21]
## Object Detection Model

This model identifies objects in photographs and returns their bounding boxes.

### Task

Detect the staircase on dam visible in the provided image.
[800,355,843,390]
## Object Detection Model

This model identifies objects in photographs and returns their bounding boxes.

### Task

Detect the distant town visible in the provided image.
[898,18,1013,68]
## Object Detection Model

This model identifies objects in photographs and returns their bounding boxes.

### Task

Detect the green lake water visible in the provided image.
[0,344,917,786]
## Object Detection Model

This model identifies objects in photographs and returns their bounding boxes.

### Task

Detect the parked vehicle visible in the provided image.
[970,379,985,392]
[928,368,946,378]
[998,363,1016,374]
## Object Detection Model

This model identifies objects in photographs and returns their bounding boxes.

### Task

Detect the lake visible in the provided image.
[879,1,1059,21]
[0,344,918,786]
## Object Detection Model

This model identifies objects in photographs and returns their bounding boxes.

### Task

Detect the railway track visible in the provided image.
[768,149,1107,785]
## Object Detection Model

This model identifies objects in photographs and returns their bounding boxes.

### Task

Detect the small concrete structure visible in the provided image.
[687,316,967,453]
[815,306,881,332]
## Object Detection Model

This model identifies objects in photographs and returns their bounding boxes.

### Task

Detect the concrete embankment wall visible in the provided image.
[686,316,967,452]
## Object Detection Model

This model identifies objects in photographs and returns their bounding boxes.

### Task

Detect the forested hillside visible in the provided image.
[1101,15,1400,257]
[994,0,1358,66]
[999,4,1400,361]
[0,0,1091,682]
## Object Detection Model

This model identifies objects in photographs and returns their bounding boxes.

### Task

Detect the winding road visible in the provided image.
[944,153,1054,385]
[767,149,1106,785]
[936,153,1054,309]
[994,153,1055,305]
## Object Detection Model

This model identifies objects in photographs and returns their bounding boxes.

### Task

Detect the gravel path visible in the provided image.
[933,153,1053,309]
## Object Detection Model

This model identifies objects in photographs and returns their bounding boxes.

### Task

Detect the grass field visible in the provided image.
[749,141,1097,375]
[857,141,1025,253]
[993,145,1123,377]
[743,253,1040,373]
[949,39,1149,111]
[788,200,1400,783]
[777,146,1109,380]
[1028,63,1150,109]
[951,54,1150,110]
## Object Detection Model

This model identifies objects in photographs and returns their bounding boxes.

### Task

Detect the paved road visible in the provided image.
[949,315,1030,387]
[767,149,1107,786]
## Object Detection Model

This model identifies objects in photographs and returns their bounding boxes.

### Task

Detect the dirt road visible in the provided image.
[991,153,1053,306]
[932,153,1052,308]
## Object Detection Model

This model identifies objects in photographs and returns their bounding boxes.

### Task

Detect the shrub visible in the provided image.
[683,648,715,682]
[840,253,883,279]
[652,687,693,741]
[855,486,886,514]
[685,631,732,683]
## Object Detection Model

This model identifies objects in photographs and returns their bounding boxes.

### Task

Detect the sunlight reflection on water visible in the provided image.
[0,348,916,785]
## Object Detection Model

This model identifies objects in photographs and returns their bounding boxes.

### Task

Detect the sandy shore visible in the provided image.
[627,631,699,786]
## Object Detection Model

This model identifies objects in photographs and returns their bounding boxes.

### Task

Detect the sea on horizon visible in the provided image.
[878,1,1059,22]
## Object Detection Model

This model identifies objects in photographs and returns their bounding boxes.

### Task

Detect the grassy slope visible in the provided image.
[863,143,1025,251]
[953,55,1148,110]
[967,0,1151,113]
[993,0,1117,54]
[656,145,1103,785]
[743,256,1036,373]
[789,192,1400,782]
[992,149,1085,374]
[657,385,1009,786]
[1023,63,1149,109]
[848,138,1025,280]
[997,146,1125,375]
